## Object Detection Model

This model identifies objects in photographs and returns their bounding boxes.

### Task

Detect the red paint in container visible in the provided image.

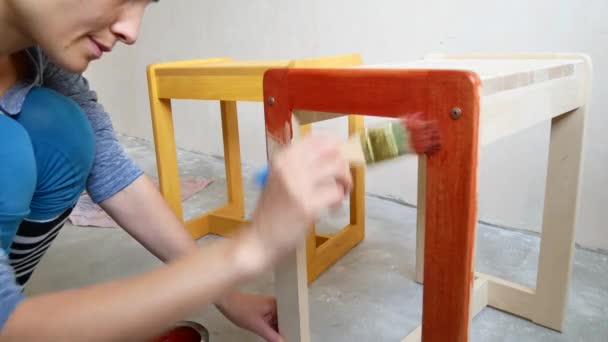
[151,321,209,342]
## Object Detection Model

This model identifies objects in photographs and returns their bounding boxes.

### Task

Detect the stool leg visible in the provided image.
[268,117,311,342]
[533,106,586,331]
[348,115,366,237]
[147,69,184,220]
[298,123,318,271]
[421,77,479,342]
[415,156,426,284]
[220,101,245,218]
[276,243,311,342]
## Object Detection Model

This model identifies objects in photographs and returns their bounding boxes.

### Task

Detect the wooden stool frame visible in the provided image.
[406,53,592,340]
[146,54,365,283]
[262,54,590,341]
[263,68,481,342]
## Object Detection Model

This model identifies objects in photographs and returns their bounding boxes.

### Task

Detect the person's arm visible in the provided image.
[99,174,198,261]
[99,177,283,342]
[36,51,351,341]
[1,133,352,342]
[1,225,268,342]
[41,52,283,339]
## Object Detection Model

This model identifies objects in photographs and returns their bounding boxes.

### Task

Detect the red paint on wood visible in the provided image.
[263,68,292,145]
[263,68,480,341]
[421,72,480,342]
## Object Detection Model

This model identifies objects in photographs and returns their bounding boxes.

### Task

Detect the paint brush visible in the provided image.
[255,112,440,187]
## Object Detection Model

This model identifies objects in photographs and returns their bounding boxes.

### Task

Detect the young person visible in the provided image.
[0,1,352,341]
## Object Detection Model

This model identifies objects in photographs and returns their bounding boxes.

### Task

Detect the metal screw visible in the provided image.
[450,107,462,120]
[267,97,276,106]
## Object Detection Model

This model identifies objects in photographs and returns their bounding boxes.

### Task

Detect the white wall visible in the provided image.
[85,0,608,251]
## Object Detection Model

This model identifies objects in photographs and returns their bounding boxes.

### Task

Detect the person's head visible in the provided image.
[6,0,156,73]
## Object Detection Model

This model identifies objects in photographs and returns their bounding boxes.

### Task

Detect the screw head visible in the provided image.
[267,97,276,106]
[450,107,462,120]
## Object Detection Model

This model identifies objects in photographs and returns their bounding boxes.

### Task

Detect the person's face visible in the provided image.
[13,0,153,73]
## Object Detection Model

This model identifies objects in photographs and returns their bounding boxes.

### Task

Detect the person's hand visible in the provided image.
[248,134,352,265]
[217,292,281,342]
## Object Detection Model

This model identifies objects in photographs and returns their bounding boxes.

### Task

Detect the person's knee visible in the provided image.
[0,115,37,248]
[15,87,95,220]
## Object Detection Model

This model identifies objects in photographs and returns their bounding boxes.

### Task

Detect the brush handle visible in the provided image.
[255,135,365,187]
[255,165,270,187]
[254,114,436,187]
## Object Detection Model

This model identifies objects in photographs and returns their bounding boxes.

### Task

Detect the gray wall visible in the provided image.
[85,0,608,251]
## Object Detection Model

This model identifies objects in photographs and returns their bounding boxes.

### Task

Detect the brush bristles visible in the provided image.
[390,121,411,155]
[359,113,440,164]
[403,112,441,154]
[359,123,400,163]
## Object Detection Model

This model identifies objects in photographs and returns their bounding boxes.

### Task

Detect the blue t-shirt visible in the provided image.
[0,47,143,329]
[1,47,143,203]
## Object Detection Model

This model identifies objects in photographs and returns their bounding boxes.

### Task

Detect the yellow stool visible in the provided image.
[146,54,365,283]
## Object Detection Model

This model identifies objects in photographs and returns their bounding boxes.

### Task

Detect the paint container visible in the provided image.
[151,321,210,342]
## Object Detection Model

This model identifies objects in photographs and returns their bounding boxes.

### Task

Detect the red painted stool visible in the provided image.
[264,68,480,342]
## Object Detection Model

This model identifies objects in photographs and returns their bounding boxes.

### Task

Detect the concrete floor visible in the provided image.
[25,136,608,341]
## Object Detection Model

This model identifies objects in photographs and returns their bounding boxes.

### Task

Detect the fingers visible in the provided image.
[295,135,341,165]
[304,132,342,150]
[312,157,353,194]
[301,136,352,212]
[334,160,353,195]
[252,131,353,262]
[256,318,283,342]
[315,184,348,210]
[276,133,352,198]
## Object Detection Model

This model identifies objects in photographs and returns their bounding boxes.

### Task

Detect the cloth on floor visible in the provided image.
[68,176,213,228]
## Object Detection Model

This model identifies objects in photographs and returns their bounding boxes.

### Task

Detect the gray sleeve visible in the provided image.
[42,62,143,203]
[0,249,24,331]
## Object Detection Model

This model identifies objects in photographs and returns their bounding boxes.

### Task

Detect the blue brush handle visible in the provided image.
[255,165,270,187]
